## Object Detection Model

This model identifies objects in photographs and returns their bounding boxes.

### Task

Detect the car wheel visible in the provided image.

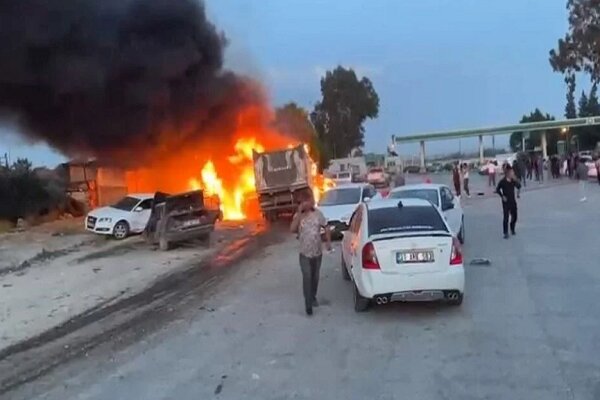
[448,292,464,306]
[113,221,129,240]
[353,283,370,312]
[458,217,465,244]
[341,253,351,281]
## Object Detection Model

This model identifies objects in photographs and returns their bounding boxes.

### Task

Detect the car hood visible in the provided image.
[318,204,357,223]
[87,206,130,220]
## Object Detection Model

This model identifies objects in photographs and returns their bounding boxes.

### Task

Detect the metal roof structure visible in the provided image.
[394,116,600,143]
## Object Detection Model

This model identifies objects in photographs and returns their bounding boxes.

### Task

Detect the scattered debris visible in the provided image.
[92,267,102,273]
[2,284,13,288]
[252,373,260,380]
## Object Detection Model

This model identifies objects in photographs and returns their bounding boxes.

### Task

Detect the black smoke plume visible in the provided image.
[0,0,261,165]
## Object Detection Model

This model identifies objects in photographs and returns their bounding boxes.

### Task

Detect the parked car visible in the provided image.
[144,190,221,251]
[341,198,465,311]
[387,183,465,243]
[318,184,377,239]
[332,171,352,185]
[85,193,154,240]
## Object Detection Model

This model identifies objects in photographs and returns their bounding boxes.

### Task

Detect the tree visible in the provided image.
[510,109,559,153]
[565,74,577,119]
[310,66,379,169]
[549,0,600,82]
[272,102,320,162]
[578,90,590,117]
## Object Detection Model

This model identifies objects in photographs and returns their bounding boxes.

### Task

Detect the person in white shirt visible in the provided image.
[487,161,497,187]
[461,163,471,198]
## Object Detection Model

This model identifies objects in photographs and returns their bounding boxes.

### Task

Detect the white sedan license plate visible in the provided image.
[183,219,200,227]
[396,250,434,264]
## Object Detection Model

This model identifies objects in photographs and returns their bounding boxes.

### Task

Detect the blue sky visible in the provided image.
[1,0,573,166]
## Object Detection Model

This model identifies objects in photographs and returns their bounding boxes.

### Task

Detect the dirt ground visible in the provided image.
[0,218,260,352]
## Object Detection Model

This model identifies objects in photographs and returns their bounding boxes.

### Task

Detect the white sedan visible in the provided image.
[85,193,154,239]
[341,198,465,311]
[317,184,378,238]
[387,183,465,243]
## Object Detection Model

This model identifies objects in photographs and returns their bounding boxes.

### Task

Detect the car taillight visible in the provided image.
[450,237,463,266]
[362,242,380,269]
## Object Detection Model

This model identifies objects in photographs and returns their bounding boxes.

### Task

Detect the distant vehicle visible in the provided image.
[579,155,598,178]
[340,198,465,311]
[387,183,465,243]
[86,193,154,240]
[317,184,377,238]
[367,167,388,188]
[253,144,313,221]
[143,190,221,251]
[403,165,421,174]
[332,171,352,185]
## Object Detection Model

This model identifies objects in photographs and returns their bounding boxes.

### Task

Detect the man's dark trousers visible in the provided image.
[502,201,518,235]
[299,254,322,309]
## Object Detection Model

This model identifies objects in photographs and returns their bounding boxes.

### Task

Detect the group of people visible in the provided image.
[452,162,471,198]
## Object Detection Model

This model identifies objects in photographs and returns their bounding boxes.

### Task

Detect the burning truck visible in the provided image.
[253,144,313,221]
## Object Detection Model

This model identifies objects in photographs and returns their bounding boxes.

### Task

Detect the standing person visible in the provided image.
[538,157,545,183]
[452,161,461,197]
[576,157,588,202]
[595,157,600,186]
[526,157,533,181]
[290,190,332,315]
[512,160,522,197]
[461,163,470,198]
[496,166,521,239]
[562,157,568,177]
[487,160,497,187]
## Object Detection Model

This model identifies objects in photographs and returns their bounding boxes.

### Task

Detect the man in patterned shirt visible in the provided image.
[290,190,332,315]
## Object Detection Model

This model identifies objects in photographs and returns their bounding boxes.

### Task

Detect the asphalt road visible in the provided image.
[8,180,600,400]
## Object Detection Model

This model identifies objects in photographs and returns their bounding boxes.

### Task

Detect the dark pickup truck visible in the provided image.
[144,190,222,251]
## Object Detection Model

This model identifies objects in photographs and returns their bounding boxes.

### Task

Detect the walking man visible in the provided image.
[576,157,588,202]
[290,190,332,315]
[487,160,497,187]
[496,166,521,239]
[461,163,470,198]
[595,157,600,186]
[452,161,461,197]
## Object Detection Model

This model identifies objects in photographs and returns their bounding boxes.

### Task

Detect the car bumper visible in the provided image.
[356,267,465,299]
[85,222,114,235]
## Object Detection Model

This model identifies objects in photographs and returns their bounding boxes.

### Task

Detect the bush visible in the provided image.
[0,159,66,223]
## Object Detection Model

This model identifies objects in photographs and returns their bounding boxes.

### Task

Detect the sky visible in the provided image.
[0,0,574,167]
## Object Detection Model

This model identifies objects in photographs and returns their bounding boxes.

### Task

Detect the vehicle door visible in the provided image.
[342,206,362,275]
[130,199,153,232]
[440,187,461,234]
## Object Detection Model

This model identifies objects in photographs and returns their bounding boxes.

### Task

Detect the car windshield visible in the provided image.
[368,205,448,235]
[319,188,361,206]
[388,189,439,206]
[110,196,140,211]
[337,172,351,179]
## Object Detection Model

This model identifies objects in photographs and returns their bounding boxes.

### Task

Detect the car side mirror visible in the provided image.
[134,206,143,212]
[442,201,454,211]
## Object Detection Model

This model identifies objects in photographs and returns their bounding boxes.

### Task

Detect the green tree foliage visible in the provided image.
[310,66,379,169]
[510,109,560,153]
[565,74,578,119]
[0,158,58,222]
[550,0,600,150]
[549,0,600,81]
[575,85,600,149]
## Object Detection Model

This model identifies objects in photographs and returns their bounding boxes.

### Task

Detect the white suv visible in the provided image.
[341,198,465,311]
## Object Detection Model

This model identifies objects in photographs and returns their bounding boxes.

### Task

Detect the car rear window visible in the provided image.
[388,189,439,206]
[367,205,448,235]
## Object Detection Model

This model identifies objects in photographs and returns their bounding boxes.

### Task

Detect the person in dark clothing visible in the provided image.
[496,166,521,239]
[452,161,461,197]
